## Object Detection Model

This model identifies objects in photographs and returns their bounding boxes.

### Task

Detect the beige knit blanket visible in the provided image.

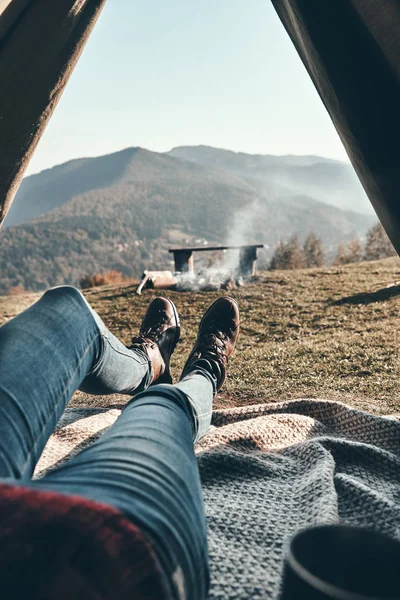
[35,400,400,599]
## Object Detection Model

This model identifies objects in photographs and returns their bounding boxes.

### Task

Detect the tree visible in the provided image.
[333,237,362,265]
[347,238,362,263]
[269,235,306,270]
[364,223,396,261]
[303,233,325,268]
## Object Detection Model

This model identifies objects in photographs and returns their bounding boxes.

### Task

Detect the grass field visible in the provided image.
[1,257,400,415]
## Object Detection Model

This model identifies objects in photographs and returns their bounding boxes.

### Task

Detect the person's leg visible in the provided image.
[0,286,177,479]
[32,382,213,600]
[30,297,240,600]
[0,286,103,479]
[81,292,180,392]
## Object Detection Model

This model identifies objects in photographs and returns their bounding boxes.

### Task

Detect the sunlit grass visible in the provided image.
[1,257,400,415]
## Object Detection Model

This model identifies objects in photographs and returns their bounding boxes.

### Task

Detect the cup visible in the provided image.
[280,525,400,599]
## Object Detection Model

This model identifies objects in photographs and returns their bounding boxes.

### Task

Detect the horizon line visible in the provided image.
[25,143,348,178]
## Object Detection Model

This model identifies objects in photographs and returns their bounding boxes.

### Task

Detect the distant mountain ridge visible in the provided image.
[168,145,372,215]
[0,145,375,294]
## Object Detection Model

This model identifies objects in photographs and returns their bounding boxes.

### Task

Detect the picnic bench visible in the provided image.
[169,245,264,277]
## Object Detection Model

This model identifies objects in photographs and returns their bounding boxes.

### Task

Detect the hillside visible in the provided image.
[0,146,375,294]
[4,147,256,229]
[1,257,399,415]
[169,145,372,215]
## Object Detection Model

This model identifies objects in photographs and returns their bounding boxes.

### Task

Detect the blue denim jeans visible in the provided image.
[0,286,216,599]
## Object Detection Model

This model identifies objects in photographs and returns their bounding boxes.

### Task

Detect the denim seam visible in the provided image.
[178,398,211,443]
[101,333,149,365]
[19,335,100,477]
[187,405,212,444]
[189,407,212,419]
[179,391,213,419]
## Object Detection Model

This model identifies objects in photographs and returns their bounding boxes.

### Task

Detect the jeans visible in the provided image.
[0,286,215,599]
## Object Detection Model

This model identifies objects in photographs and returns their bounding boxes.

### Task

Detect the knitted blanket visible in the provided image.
[35,400,400,599]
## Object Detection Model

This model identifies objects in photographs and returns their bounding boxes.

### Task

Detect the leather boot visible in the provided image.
[131,297,180,384]
[181,297,239,391]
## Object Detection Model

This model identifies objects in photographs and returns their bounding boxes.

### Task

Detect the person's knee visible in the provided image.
[133,384,191,412]
[128,384,197,439]
[45,284,82,297]
[43,285,85,304]
[42,286,88,315]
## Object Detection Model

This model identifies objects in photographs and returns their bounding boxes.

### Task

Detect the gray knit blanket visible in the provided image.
[35,400,400,599]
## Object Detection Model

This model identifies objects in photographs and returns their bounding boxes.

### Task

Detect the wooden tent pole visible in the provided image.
[0,0,107,228]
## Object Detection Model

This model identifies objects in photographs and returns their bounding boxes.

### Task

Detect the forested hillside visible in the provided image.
[169,145,372,214]
[0,147,375,294]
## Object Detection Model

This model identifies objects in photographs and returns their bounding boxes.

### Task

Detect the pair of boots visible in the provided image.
[130,296,240,392]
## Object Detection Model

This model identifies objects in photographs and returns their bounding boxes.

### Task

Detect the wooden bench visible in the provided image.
[169,245,264,277]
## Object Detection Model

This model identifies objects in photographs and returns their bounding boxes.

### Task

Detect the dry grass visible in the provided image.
[1,258,400,415]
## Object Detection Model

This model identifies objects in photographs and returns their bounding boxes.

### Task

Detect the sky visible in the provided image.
[27,0,349,175]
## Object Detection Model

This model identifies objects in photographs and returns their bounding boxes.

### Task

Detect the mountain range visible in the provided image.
[0,145,376,294]
[168,146,373,215]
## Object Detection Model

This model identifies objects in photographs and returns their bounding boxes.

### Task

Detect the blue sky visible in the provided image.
[28,0,349,175]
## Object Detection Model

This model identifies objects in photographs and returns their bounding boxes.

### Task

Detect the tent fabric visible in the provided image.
[271,0,400,253]
[0,0,107,227]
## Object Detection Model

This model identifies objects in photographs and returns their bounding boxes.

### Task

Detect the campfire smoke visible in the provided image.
[226,198,270,265]
[136,206,266,294]
[175,268,244,292]
[136,267,245,295]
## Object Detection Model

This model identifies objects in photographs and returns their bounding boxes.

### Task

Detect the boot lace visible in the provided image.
[131,316,168,346]
[199,330,229,364]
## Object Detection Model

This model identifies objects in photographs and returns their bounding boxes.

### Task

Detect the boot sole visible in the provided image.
[165,297,181,351]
